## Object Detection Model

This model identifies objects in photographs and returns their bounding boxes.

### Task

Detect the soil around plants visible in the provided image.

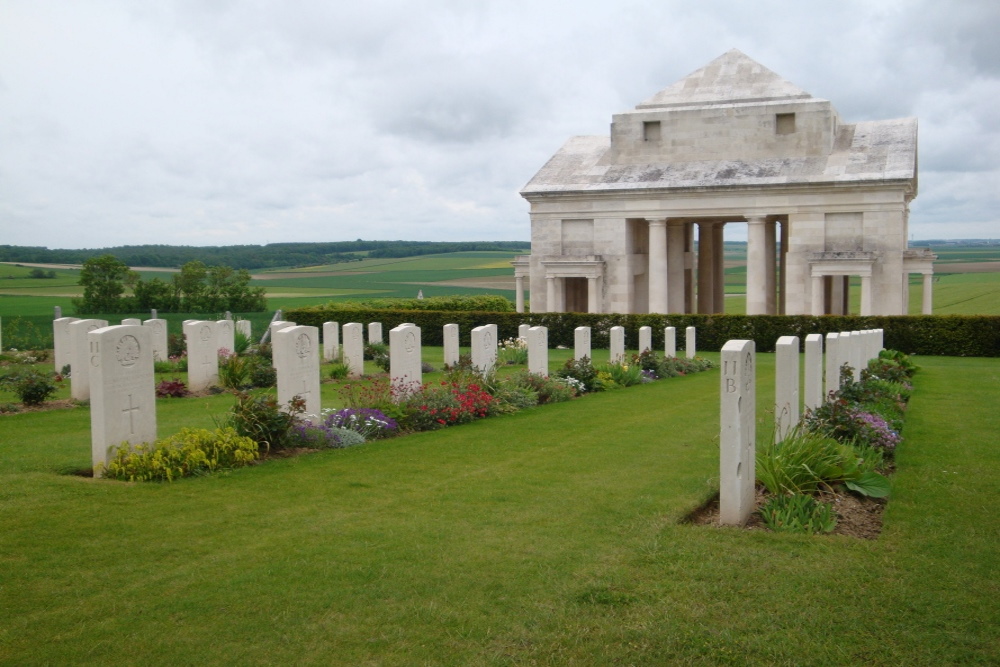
[685,486,886,540]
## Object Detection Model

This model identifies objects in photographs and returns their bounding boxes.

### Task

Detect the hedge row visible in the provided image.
[285,307,1000,357]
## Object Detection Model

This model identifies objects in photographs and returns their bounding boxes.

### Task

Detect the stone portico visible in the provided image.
[515,49,930,316]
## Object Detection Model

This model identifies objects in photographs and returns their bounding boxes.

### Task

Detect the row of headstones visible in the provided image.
[321,321,700,379]
[719,328,885,526]
[52,315,254,400]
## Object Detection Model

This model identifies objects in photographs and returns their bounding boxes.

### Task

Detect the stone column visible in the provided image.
[861,275,874,316]
[922,273,933,314]
[684,223,696,313]
[697,221,715,314]
[587,277,599,314]
[778,219,789,315]
[811,275,825,316]
[648,218,668,313]
[667,223,686,313]
[515,276,525,314]
[765,220,777,315]
[546,276,556,313]
[745,216,767,314]
[713,223,725,313]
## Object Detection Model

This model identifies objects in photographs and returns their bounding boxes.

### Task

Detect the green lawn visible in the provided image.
[0,354,997,664]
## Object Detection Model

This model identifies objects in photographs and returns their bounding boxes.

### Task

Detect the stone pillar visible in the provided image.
[829,277,845,315]
[648,218,668,314]
[861,275,873,316]
[515,276,525,314]
[697,221,715,314]
[778,220,789,315]
[587,277,599,314]
[713,223,725,313]
[546,276,556,313]
[720,339,755,526]
[804,333,824,411]
[664,326,676,358]
[765,220,777,315]
[922,273,933,314]
[667,223,686,313]
[774,336,799,442]
[811,275,825,316]
[746,216,767,314]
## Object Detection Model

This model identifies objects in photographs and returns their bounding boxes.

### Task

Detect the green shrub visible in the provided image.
[328,361,350,380]
[509,371,576,404]
[488,383,539,414]
[217,392,305,452]
[247,356,276,388]
[218,352,252,390]
[0,369,59,406]
[556,356,600,392]
[102,427,259,481]
[497,337,528,365]
[364,342,390,372]
[759,494,838,534]
[233,330,251,355]
[599,361,643,387]
[155,378,189,398]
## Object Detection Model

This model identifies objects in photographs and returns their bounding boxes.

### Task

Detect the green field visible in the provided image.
[0,353,997,664]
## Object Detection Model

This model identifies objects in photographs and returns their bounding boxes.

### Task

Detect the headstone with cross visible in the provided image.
[184,321,219,392]
[89,324,156,475]
[274,325,321,416]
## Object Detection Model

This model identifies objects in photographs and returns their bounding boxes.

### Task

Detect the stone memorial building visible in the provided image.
[514,49,932,316]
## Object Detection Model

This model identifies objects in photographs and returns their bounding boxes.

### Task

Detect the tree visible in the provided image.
[75,255,137,314]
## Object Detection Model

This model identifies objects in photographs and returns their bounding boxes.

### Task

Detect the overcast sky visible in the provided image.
[2,0,998,249]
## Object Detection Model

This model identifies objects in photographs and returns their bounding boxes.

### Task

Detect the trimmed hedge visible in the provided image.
[286,307,1000,357]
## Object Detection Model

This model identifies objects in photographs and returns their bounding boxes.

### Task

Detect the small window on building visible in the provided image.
[643,121,661,142]
[776,113,796,135]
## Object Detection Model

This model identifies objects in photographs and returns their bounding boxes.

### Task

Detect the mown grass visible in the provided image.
[0,354,997,664]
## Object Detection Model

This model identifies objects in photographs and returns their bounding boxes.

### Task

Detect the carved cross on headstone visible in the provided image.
[122,394,140,435]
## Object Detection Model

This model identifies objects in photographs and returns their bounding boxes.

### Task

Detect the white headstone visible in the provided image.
[574,326,591,361]
[664,326,676,358]
[685,326,696,359]
[609,326,625,364]
[471,324,498,375]
[368,322,383,345]
[121,318,141,326]
[89,324,156,475]
[53,317,80,372]
[342,323,364,377]
[389,323,422,396]
[638,326,652,353]
[825,332,840,397]
[236,319,251,340]
[216,319,235,356]
[184,321,219,392]
[274,325,321,417]
[323,321,340,361]
[850,331,863,382]
[443,323,459,368]
[875,328,884,355]
[143,318,168,362]
[720,339,755,526]
[527,326,548,377]
[269,321,295,367]
[69,319,108,401]
[518,324,530,340]
[803,333,824,411]
[774,336,800,442]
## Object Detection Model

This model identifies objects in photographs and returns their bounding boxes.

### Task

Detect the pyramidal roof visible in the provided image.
[637,49,813,109]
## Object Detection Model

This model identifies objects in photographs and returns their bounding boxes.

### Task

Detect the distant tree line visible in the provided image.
[0,240,531,271]
[73,255,267,315]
